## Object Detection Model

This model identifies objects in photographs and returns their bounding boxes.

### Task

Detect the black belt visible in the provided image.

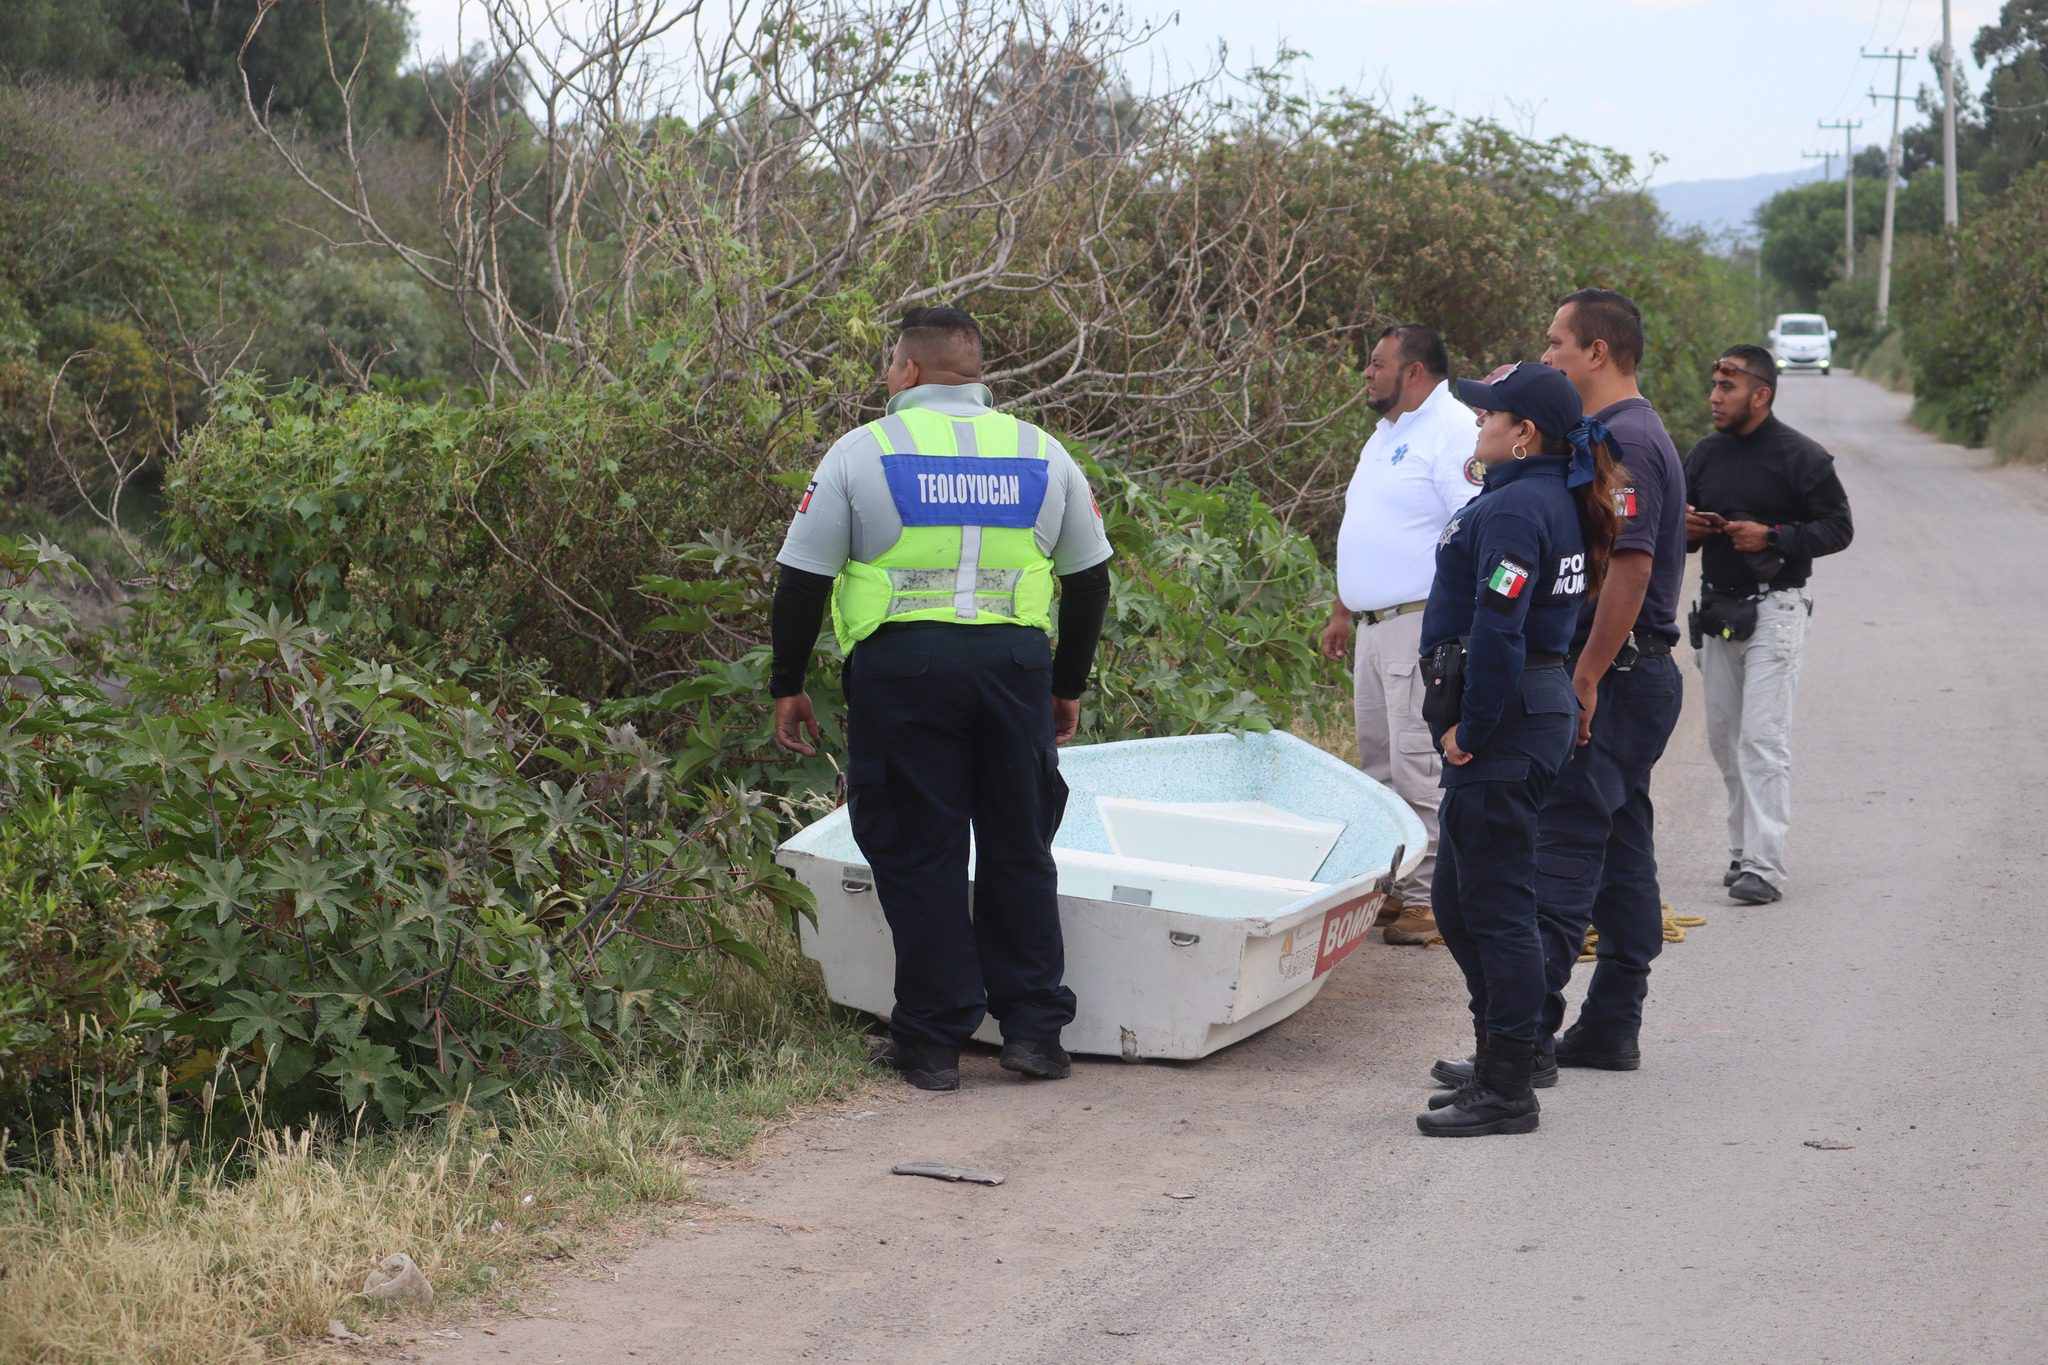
[1524,653,1566,670]
[1564,631,1675,676]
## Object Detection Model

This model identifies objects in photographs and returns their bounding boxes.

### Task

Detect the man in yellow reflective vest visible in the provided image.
[770,307,1114,1091]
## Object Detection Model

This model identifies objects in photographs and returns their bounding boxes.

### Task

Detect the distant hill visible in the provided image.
[1651,167,1825,243]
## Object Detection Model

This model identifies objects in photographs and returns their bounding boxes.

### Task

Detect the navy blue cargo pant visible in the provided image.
[1535,652,1683,1040]
[1431,668,1578,1044]
[845,622,1075,1050]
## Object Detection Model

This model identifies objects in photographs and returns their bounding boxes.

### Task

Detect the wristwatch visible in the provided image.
[1764,525,1783,551]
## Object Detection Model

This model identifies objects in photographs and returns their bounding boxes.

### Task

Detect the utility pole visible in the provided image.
[1802,148,1838,182]
[1941,0,1960,226]
[1818,118,1862,280]
[1865,48,1917,327]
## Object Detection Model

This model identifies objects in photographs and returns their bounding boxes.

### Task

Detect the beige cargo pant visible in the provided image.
[1352,609,1439,905]
[1699,586,1812,891]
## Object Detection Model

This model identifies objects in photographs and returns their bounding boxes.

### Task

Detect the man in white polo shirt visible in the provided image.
[1320,325,1483,944]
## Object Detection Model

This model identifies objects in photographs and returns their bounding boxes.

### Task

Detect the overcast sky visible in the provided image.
[403,0,2001,184]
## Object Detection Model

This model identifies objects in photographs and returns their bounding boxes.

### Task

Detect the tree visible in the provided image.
[1755,177,1884,306]
[1852,144,1892,179]
[4,0,422,136]
[1972,0,2048,193]
[2,0,124,81]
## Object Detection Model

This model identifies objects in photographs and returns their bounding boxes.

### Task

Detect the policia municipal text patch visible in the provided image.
[1483,556,1532,613]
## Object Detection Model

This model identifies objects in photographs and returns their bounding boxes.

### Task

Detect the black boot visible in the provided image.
[1427,1021,1483,1089]
[1429,1036,1558,1094]
[869,1035,960,1091]
[1416,1035,1541,1137]
[1554,1021,1641,1071]
[998,1037,1072,1080]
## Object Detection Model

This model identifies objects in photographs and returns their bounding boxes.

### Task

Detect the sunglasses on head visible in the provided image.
[1711,359,1771,384]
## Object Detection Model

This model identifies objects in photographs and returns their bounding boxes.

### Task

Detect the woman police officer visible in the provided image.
[1415,362,1623,1137]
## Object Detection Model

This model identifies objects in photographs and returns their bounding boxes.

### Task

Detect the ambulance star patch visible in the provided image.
[1483,556,1532,614]
[1463,455,1485,486]
[1615,485,1638,518]
[797,480,818,514]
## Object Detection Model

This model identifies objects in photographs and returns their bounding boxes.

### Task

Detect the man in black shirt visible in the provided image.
[1683,345,1853,905]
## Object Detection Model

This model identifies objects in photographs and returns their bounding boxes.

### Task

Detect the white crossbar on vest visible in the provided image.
[951,419,981,619]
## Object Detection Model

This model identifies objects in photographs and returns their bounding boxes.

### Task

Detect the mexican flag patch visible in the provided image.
[1483,556,1532,613]
[1615,485,1638,518]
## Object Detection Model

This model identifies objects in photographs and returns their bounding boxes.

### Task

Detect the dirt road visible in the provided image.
[401,374,2048,1364]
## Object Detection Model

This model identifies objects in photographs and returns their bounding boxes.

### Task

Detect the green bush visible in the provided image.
[1087,471,1333,738]
[0,792,171,1126]
[168,365,828,704]
[1894,163,2048,446]
[1,532,816,1155]
[1820,269,1882,366]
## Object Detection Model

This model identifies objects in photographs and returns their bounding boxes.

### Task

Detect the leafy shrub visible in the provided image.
[259,250,462,390]
[168,369,823,704]
[1,532,816,1154]
[1894,163,2048,446]
[0,792,170,1124]
[1819,269,1882,365]
[632,467,1339,768]
[1087,470,1333,739]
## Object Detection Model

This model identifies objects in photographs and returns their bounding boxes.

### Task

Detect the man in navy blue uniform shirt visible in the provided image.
[1533,289,1687,1074]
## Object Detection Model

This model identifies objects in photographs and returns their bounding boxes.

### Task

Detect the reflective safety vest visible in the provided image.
[831,406,1056,652]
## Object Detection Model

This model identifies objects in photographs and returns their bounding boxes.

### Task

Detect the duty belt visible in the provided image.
[1356,599,1427,626]
[1523,652,1566,669]
[1566,631,1675,676]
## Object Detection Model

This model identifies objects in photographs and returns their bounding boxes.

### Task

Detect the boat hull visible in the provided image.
[775,731,1425,1060]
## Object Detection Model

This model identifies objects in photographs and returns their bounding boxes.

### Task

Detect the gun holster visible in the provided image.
[1420,640,1467,728]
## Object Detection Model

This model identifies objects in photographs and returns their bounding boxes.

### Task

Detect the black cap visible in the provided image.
[1454,362,1583,442]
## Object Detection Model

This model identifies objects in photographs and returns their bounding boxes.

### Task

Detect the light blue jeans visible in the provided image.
[1699,587,1812,891]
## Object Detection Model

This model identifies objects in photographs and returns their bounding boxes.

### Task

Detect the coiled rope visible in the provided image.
[1579,903,1707,962]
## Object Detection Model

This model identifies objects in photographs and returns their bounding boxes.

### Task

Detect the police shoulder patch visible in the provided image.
[1463,456,1485,486]
[1481,555,1532,614]
[1615,485,1638,518]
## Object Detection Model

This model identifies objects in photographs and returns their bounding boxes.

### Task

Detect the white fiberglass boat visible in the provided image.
[775,730,1425,1060]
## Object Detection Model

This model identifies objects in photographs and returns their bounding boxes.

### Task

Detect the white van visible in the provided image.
[1768,313,1836,375]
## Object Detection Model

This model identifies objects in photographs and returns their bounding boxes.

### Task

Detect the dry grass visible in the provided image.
[1296,692,1356,763]
[1990,375,2048,466]
[0,913,869,1364]
[1854,332,1915,395]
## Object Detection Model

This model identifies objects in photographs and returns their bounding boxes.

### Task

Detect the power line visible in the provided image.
[1892,0,1918,47]
[1829,0,1893,117]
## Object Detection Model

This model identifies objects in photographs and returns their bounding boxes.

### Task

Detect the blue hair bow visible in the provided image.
[1565,417,1610,490]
